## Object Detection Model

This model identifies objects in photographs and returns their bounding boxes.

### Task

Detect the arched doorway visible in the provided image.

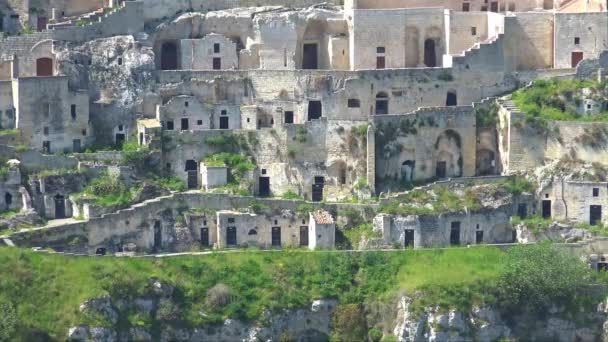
[36,58,53,76]
[401,160,415,183]
[161,42,178,70]
[185,160,198,189]
[4,192,12,210]
[375,92,389,115]
[435,130,462,179]
[446,91,457,106]
[424,39,437,67]
[54,194,66,219]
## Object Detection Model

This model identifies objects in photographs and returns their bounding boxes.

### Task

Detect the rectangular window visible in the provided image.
[347,99,361,108]
[42,141,51,153]
[228,218,235,223]
[214,43,220,53]
[166,120,174,130]
[284,111,294,124]
[221,110,227,115]
[593,188,600,197]
[471,27,477,36]
[197,120,203,125]
[376,46,385,54]
[82,129,87,136]
[118,125,123,131]
[43,127,49,135]
[70,104,76,120]
[181,118,189,131]
[574,37,580,45]
[462,3,470,11]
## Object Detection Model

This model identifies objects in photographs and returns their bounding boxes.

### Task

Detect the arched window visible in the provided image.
[248,229,258,235]
[375,92,389,115]
[424,39,437,67]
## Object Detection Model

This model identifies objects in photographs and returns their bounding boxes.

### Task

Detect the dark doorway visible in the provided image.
[542,200,552,219]
[185,160,198,190]
[450,222,461,245]
[375,92,389,115]
[181,118,189,131]
[424,39,437,67]
[115,134,126,147]
[376,56,386,69]
[476,230,484,244]
[436,161,447,179]
[272,227,281,247]
[54,194,66,219]
[517,203,527,219]
[300,226,308,246]
[201,227,209,247]
[37,17,47,31]
[213,57,221,70]
[72,139,81,153]
[42,141,51,154]
[154,220,162,251]
[302,43,318,69]
[571,51,584,68]
[219,116,229,129]
[161,42,178,70]
[36,57,53,76]
[312,177,325,202]
[95,248,106,256]
[259,177,270,197]
[4,192,12,210]
[308,101,322,121]
[446,92,457,106]
[590,205,602,226]
[139,132,144,145]
[227,226,237,246]
[404,229,415,248]
[284,111,294,124]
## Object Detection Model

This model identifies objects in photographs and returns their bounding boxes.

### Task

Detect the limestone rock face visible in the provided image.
[68,326,89,341]
[392,296,606,342]
[80,296,119,325]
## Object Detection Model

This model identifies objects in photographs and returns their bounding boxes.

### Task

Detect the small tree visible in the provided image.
[330,304,367,342]
[498,243,594,314]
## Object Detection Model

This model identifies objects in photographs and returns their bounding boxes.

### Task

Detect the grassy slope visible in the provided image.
[0,247,504,339]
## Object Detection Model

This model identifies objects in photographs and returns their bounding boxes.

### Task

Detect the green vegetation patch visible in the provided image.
[512,79,608,125]
[0,244,603,340]
[77,173,134,208]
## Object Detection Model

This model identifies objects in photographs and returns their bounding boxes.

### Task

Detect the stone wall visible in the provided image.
[504,12,555,70]
[554,12,608,68]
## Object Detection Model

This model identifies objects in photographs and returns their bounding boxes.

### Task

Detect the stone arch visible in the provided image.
[435,130,462,179]
[401,160,415,183]
[161,41,179,70]
[328,160,348,185]
[405,26,419,67]
[375,92,389,115]
[36,57,53,76]
[424,26,442,68]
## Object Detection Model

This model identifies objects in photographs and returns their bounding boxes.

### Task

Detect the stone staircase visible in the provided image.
[47,3,120,30]
[450,33,504,67]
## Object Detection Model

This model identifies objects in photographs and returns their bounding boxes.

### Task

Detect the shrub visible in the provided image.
[82,174,133,207]
[330,304,367,342]
[502,177,535,195]
[155,177,186,192]
[282,191,303,200]
[369,327,383,342]
[497,243,595,314]
[206,284,232,309]
[0,298,17,340]
[156,299,179,322]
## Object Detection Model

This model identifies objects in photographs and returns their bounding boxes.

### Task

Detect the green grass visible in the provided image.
[512,78,608,123]
[76,173,134,208]
[0,247,506,339]
[0,128,19,136]
[282,190,304,200]
[153,177,186,192]
[0,210,18,219]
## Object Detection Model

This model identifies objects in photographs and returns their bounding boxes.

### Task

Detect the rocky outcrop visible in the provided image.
[393,296,606,342]
[516,221,594,243]
[68,279,337,342]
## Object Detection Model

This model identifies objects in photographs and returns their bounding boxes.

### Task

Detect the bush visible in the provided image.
[0,298,17,340]
[206,284,232,309]
[330,304,367,342]
[497,243,595,314]
[282,191,303,200]
[82,174,133,207]
[369,327,383,342]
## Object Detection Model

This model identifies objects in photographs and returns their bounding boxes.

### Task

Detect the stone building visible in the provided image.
[539,178,608,226]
